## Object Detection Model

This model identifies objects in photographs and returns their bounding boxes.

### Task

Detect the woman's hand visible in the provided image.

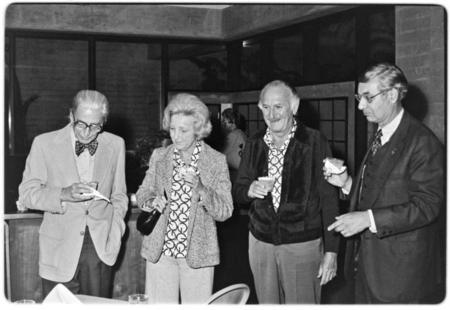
[151,195,167,213]
[182,170,200,189]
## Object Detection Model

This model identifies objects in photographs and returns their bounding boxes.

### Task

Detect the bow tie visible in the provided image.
[75,140,98,156]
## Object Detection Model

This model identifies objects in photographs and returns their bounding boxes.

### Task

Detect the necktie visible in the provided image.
[75,139,98,156]
[370,129,383,156]
[358,129,383,203]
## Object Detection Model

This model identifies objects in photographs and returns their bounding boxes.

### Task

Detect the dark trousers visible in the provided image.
[42,227,113,298]
[354,264,374,303]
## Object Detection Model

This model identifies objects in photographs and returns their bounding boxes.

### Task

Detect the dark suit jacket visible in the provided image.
[345,111,444,302]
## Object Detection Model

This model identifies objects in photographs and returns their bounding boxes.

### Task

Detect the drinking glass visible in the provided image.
[128,294,149,304]
[13,299,35,304]
[258,176,275,192]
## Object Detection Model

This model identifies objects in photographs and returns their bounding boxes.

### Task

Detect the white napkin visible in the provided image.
[323,157,346,174]
[43,284,82,304]
[89,188,111,203]
[81,188,111,203]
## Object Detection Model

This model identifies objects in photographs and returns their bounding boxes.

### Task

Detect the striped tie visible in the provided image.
[370,129,383,156]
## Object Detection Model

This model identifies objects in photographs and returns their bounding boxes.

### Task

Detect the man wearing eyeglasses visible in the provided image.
[323,63,444,303]
[18,90,128,298]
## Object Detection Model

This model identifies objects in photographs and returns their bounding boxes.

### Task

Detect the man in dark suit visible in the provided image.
[323,63,444,303]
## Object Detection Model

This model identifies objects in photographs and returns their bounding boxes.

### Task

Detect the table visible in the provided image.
[4,209,146,302]
[76,294,128,304]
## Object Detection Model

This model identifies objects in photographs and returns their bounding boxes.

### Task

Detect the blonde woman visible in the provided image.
[136,93,233,303]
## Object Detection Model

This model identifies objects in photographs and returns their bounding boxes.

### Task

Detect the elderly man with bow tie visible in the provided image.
[18,90,128,298]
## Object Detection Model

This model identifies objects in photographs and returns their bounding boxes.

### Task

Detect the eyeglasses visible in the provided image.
[73,120,103,133]
[354,88,391,104]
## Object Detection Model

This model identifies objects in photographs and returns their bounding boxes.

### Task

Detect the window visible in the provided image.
[234,102,266,137]
[299,97,348,159]
[169,43,227,91]
[240,41,262,90]
[11,37,89,154]
[317,17,356,82]
[96,41,162,149]
[272,32,303,85]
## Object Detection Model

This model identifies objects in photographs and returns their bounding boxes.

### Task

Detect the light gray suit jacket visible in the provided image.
[136,141,233,268]
[18,124,128,282]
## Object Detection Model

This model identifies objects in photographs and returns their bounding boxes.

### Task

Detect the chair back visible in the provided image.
[206,283,250,304]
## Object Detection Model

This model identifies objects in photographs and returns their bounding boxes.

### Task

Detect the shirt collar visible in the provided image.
[264,119,297,150]
[379,108,404,145]
[173,140,202,167]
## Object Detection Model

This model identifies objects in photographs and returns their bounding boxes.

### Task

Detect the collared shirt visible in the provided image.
[263,119,297,211]
[70,128,95,183]
[378,108,404,146]
[162,141,202,258]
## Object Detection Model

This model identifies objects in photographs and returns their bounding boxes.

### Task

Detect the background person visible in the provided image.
[220,108,247,184]
[136,93,233,304]
[18,90,128,298]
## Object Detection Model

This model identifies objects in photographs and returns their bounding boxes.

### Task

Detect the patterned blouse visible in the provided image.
[162,141,202,258]
[263,120,297,211]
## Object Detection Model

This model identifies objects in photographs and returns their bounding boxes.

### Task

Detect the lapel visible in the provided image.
[156,144,175,197]
[53,124,81,184]
[357,112,411,210]
[282,125,309,202]
[92,132,114,185]
[188,141,214,236]
[197,141,215,189]
[349,149,371,212]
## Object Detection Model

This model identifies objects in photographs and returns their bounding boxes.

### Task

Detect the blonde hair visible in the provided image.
[162,93,212,139]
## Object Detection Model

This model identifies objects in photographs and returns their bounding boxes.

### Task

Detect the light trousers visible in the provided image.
[249,232,322,304]
[145,254,214,304]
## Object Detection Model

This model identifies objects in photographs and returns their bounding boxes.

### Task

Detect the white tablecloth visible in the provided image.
[76,294,127,304]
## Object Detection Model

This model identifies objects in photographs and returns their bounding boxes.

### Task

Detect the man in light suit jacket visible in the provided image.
[18,90,128,298]
[323,63,444,303]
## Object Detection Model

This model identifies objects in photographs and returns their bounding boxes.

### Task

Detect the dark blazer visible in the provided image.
[233,123,340,253]
[345,111,444,302]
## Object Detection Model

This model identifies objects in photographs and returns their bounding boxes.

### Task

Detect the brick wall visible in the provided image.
[396,5,445,143]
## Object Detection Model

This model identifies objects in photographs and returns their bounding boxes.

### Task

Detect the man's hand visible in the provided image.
[61,182,94,202]
[317,252,337,286]
[327,211,371,237]
[247,180,269,199]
